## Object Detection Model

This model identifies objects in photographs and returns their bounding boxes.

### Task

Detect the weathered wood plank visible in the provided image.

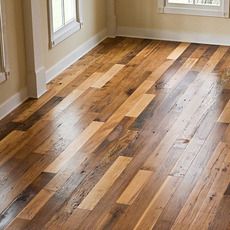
[167,43,190,60]
[117,170,152,205]
[78,156,132,210]
[44,121,104,173]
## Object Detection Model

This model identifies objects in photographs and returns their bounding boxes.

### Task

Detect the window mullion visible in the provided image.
[49,0,82,47]
[62,0,65,26]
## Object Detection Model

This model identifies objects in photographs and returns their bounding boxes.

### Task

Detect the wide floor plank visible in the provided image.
[117,170,152,205]
[78,156,132,211]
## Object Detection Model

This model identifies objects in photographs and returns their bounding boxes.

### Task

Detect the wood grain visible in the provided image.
[126,94,155,118]
[167,43,190,60]
[44,121,104,173]
[117,170,152,205]
[1,38,230,230]
[92,64,125,88]
[134,176,181,230]
[218,100,230,123]
[78,156,132,210]
[18,189,54,220]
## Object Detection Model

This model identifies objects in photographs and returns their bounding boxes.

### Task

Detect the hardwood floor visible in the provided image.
[0,37,230,230]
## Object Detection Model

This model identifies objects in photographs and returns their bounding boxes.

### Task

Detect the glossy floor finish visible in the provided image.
[0,38,230,230]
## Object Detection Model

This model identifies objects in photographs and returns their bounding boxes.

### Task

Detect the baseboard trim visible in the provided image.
[46,28,108,83]
[0,88,28,120]
[117,26,230,46]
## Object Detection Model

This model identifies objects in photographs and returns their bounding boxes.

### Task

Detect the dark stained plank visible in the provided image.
[224,183,230,195]
[213,47,230,74]
[0,153,42,194]
[0,96,63,141]
[118,39,152,65]
[0,172,54,230]
[16,96,64,131]
[0,123,20,143]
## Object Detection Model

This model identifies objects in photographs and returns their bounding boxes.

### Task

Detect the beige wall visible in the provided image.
[41,0,107,69]
[0,0,26,105]
[0,0,107,107]
[116,0,230,38]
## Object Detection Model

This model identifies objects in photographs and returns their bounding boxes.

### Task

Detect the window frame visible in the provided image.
[48,0,83,48]
[0,0,9,84]
[158,0,230,18]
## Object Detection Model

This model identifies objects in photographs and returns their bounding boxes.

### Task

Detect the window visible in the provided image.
[158,0,230,17]
[48,0,83,47]
[0,0,8,84]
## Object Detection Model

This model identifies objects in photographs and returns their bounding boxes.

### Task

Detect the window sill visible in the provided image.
[50,21,82,48]
[162,6,228,18]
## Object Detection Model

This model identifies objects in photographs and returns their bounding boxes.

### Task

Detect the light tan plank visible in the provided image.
[0,130,25,154]
[45,89,83,120]
[43,72,102,120]
[117,170,153,205]
[165,58,198,89]
[45,169,77,192]
[126,94,155,118]
[18,189,54,220]
[78,156,132,210]
[218,100,230,123]
[44,121,104,173]
[5,218,28,230]
[78,72,103,91]
[134,176,181,230]
[45,153,88,193]
[136,42,160,58]
[167,43,190,60]
[148,59,174,81]
[201,46,229,74]
[92,64,125,88]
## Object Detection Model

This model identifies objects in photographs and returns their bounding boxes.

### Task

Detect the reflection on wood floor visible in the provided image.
[0,37,230,230]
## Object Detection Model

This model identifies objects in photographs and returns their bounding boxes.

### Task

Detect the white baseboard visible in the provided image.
[0,87,28,120]
[35,66,47,98]
[27,66,47,99]
[46,28,108,83]
[117,26,230,46]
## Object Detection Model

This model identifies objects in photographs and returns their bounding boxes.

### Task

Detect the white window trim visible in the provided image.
[0,0,9,84]
[48,0,83,48]
[158,0,230,18]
